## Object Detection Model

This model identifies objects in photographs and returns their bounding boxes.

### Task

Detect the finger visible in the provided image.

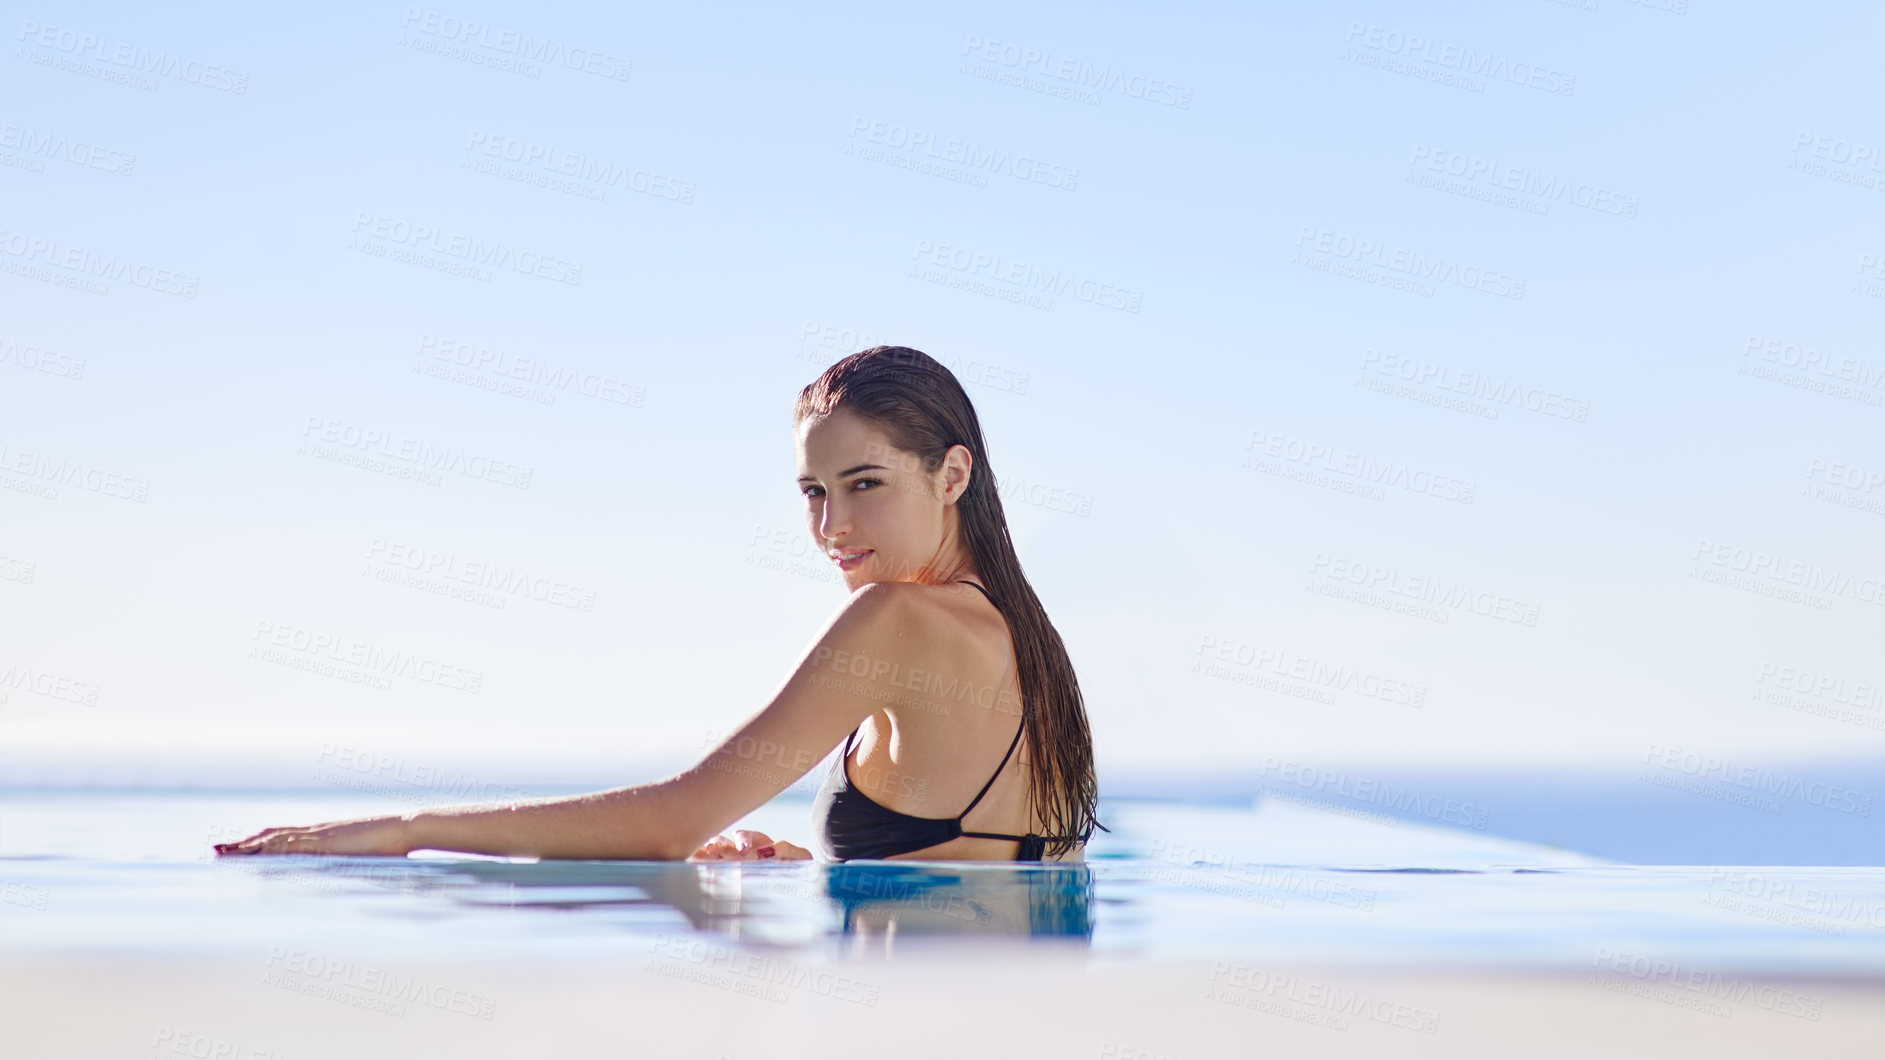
[754,841,809,860]
[688,836,736,861]
[730,830,772,850]
[221,826,294,854]
[255,830,319,855]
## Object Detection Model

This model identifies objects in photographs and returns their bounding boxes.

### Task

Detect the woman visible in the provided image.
[217,346,1105,863]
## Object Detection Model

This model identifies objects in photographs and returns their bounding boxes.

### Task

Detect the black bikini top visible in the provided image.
[811,579,1097,862]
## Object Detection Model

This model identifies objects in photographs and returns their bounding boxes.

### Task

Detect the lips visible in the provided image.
[830,549,872,570]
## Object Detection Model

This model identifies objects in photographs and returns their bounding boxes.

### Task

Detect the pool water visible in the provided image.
[5,789,1883,1057]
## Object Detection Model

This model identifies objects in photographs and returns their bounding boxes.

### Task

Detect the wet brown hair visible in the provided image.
[794,345,1105,857]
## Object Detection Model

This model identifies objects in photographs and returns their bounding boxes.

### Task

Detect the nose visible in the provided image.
[813,490,850,547]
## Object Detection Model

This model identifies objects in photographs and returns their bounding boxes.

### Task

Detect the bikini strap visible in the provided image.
[957,715,1025,820]
[957,579,996,606]
[951,577,1018,822]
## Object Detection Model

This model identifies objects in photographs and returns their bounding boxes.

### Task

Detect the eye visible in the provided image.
[803,478,882,497]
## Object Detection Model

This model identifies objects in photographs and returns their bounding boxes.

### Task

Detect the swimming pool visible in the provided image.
[6,789,1883,1057]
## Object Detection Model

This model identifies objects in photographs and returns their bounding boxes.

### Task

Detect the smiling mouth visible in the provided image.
[831,550,872,569]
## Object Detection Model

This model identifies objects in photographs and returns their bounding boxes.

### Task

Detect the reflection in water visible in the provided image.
[825,863,1094,940]
[243,857,1095,954]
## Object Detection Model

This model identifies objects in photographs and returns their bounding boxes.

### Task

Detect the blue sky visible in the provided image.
[3,1,1883,785]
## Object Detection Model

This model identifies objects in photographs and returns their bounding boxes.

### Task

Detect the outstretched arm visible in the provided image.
[217,784,697,860]
[218,582,920,860]
[406,781,704,860]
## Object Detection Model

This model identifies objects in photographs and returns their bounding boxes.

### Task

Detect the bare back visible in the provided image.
[834,580,1084,862]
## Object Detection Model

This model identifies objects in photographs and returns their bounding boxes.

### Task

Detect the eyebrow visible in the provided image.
[796,463,889,484]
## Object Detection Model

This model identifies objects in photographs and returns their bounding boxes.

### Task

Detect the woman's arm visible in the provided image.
[214,784,695,859]
[405,781,696,860]
[218,777,784,859]
[218,582,927,860]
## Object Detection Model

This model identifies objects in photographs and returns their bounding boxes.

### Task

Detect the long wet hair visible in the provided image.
[795,345,1106,857]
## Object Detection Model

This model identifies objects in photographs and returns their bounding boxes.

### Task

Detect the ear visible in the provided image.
[939,444,974,503]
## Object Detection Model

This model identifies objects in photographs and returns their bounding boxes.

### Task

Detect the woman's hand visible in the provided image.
[214,814,414,857]
[687,829,813,862]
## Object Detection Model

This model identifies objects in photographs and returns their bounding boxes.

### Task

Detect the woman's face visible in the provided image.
[795,407,968,590]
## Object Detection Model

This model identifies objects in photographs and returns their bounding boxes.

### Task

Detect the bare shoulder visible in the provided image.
[827,579,925,631]
[803,580,933,667]
[833,579,984,628]
[819,580,1005,666]
[884,580,1004,638]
